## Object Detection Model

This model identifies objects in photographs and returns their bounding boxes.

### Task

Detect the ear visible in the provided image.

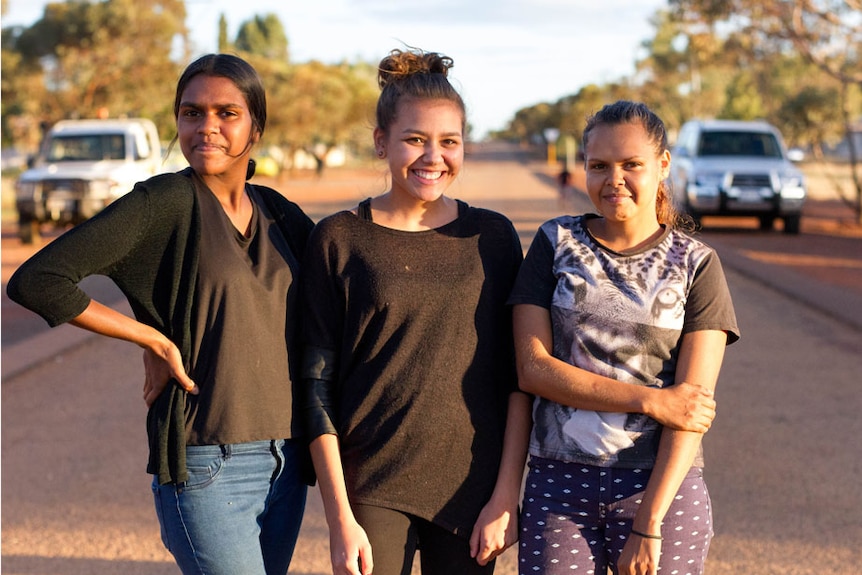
[373,127,386,156]
[659,149,671,180]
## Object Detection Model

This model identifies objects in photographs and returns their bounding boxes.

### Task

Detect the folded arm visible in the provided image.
[513,304,716,431]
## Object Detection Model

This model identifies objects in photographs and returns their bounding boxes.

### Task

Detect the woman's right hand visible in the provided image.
[142,342,197,407]
[648,381,716,432]
[329,518,373,575]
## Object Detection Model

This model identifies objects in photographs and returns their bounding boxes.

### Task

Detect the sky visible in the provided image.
[2,0,668,138]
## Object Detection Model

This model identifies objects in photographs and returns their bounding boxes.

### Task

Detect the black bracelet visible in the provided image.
[630,528,663,541]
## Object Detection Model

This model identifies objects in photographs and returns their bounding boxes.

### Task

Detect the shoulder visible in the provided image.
[461,202,518,236]
[139,169,195,198]
[309,210,358,241]
[667,228,716,264]
[125,170,196,216]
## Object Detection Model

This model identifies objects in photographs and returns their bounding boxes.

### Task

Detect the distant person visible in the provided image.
[6,54,315,575]
[298,47,531,575]
[557,165,572,204]
[509,100,739,575]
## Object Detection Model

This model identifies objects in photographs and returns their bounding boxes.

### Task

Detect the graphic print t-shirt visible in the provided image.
[508,214,738,469]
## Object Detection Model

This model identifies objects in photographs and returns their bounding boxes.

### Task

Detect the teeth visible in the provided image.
[415,170,442,180]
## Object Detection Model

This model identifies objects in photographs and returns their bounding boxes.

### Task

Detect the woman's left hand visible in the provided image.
[469,496,519,566]
[142,343,197,407]
[618,532,661,575]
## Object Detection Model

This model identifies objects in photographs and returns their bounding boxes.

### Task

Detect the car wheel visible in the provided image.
[783,214,801,235]
[18,217,40,244]
[759,215,776,231]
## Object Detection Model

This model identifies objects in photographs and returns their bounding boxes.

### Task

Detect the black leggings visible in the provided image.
[352,503,496,575]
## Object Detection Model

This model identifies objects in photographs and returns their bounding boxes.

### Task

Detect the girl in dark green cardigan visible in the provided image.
[7,54,314,575]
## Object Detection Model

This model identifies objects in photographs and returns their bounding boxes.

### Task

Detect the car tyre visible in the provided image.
[759,215,776,231]
[783,214,801,235]
[18,217,40,244]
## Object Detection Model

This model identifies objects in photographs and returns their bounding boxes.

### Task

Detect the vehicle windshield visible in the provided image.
[698,131,782,158]
[46,134,126,162]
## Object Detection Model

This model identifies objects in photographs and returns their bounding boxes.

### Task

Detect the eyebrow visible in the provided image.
[178,101,245,109]
[400,129,462,138]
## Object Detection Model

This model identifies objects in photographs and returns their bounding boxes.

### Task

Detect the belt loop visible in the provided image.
[220,444,231,459]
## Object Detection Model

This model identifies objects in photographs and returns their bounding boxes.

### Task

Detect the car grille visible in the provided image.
[41,179,88,194]
[730,174,772,188]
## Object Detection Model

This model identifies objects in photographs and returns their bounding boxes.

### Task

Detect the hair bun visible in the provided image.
[377,48,454,89]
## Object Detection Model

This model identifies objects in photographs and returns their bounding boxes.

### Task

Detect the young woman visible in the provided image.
[298,48,531,575]
[509,100,739,575]
[6,54,314,575]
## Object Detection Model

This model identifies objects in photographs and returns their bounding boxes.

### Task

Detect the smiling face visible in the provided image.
[375,97,464,205]
[584,122,670,232]
[177,74,259,183]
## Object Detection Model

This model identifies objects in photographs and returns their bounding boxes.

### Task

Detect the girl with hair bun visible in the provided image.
[299,47,531,575]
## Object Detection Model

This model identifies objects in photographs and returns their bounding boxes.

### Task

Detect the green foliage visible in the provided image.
[720,74,766,120]
[501,0,861,160]
[2,0,189,149]
[235,13,288,61]
[1,2,379,165]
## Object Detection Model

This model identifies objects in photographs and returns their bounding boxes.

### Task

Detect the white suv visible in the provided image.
[670,119,806,234]
[15,118,162,243]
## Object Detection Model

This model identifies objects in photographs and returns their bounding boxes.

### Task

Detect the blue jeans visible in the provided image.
[152,439,308,575]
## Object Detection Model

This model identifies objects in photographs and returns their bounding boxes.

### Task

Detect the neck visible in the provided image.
[589,217,663,253]
[369,192,458,231]
[197,172,253,236]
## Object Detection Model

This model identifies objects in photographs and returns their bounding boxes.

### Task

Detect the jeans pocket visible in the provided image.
[183,448,226,491]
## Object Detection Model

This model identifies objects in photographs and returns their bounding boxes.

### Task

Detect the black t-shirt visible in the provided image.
[187,178,300,445]
[300,199,522,536]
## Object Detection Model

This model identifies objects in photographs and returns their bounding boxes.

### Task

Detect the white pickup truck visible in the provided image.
[15,118,162,243]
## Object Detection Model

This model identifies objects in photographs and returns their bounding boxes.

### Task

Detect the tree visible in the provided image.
[1,0,189,148]
[217,13,231,53]
[235,13,288,61]
[670,0,862,222]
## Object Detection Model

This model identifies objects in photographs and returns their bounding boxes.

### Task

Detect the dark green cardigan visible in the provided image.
[6,169,314,484]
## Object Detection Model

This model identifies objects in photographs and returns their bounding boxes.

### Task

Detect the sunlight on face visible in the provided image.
[376,98,465,204]
[584,122,670,229]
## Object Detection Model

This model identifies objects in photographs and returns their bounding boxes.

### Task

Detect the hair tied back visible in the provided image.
[377,48,454,89]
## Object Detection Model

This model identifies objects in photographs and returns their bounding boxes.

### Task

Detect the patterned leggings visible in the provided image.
[519,457,713,575]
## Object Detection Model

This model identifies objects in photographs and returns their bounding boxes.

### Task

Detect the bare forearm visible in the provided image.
[70,299,169,352]
[635,329,728,533]
[488,391,532,503]
[633,429,702,533]
[310,434,355,527]
[518,354,655,414]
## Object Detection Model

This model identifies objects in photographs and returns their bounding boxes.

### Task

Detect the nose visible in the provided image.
[423,142,443,163]
[609,165,626,187]
[198,113,219,135]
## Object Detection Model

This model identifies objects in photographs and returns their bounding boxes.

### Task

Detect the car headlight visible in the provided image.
[779,174,803,188]
[779,173,806,199]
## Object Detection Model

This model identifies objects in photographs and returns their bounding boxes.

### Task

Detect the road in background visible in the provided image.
[2,142,861,575]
